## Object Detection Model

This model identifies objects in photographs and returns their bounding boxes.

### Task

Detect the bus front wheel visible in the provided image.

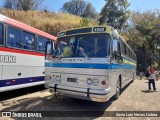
[114,79,121,99]
[131,73,135,83]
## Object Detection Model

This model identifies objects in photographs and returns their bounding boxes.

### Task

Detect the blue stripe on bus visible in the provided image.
[0,76,44,87]
[45,63,136,69]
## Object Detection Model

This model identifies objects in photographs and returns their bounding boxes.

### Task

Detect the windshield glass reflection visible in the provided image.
[58,33,110,58]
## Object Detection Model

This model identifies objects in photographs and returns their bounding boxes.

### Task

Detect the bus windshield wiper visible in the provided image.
[78,47,89,59]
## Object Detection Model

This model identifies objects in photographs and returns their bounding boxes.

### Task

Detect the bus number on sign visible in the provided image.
[93,27,106,32]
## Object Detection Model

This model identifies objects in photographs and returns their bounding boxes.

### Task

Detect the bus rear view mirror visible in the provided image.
[52,41,58,58]
[45,41,53,60]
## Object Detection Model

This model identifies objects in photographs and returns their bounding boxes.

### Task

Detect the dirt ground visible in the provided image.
[0,77,160,120]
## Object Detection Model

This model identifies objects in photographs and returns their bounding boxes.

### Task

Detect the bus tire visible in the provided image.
[131,73,135,83]
[114,78,121,99]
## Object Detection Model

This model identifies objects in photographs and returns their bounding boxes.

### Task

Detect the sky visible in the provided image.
[42,0,160,13]
[0,0,160,13]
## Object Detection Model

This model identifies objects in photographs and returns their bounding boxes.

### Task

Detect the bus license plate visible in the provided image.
[67,78,77,83]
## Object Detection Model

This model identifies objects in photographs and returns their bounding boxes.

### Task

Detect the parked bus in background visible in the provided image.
[0,14,56,92]
[45,26,136,102]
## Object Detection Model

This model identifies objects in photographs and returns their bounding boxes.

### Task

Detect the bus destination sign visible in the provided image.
[93,27,106,32]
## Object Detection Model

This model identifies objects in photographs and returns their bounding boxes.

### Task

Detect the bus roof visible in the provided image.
[0,14,57,41]
[57,26,113,38]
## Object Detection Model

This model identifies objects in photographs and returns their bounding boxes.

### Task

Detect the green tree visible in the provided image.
[99,0,130,30]
[3,0,43,11]
[61,0,97,19]
[3,0,13,9]
[83,3,98,19]
[127,10,160,69]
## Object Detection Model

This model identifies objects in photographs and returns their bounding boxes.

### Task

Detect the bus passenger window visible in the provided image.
[122,42,127,55]
[7,26,22,48]
[0,24,3,45]
[23,31,35,50]
[38,36,48,53]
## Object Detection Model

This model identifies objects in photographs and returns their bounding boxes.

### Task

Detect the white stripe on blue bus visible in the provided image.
[0,81,44,92]
[0,76,44,87]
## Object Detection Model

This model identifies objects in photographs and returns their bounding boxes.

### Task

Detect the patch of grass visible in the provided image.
[0,9,98,36]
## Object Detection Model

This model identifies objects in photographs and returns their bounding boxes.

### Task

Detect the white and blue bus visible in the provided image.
[45,26,136,102]
[0,14,56,92]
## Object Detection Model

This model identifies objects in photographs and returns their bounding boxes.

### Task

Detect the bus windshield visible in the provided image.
[58,33,110,58]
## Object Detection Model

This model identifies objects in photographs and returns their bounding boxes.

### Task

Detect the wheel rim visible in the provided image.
[116,81,120,96]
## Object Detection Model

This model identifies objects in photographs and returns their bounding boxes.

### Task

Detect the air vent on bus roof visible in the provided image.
[66,27,92,35]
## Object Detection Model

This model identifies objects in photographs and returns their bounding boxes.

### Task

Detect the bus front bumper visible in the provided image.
[48,84,111,102]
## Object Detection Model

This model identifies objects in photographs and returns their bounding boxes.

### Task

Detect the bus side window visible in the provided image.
[112,39,122,62]
[0,23,4,45]
[7,26,22,48]
[23,31,35,50]
[38,36,48,53]
[121,42,127,56]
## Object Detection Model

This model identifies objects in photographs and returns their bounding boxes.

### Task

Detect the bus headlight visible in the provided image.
[92,79,98,86]
[87,78,99,86]
[87,78,92,85]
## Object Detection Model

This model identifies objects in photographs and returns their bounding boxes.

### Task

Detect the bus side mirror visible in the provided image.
[114,51,117,59]
[52,41,57,58]
[45,41,53,60]
[112,51,117,60]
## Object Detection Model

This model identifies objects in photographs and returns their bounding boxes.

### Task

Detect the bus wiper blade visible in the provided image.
[78,47,89,59]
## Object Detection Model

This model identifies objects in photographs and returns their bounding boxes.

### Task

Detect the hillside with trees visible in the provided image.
[3,0,43,11]
[0,0,99,36]
[0,9,98,36]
